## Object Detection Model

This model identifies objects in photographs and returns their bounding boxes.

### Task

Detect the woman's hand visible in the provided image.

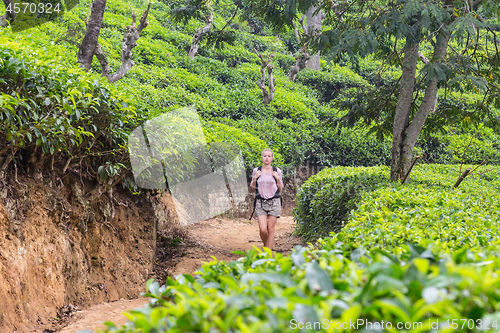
[254,170,262,180]
[272,171,279,180]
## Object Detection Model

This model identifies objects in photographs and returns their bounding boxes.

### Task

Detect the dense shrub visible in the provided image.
[223,116,319,169]
[314,124,392,167]
[416,124,500,165]
[334,164,500,255]
[296,65,371,103]
[0,33,138,177]
[202,120,284,169]
[293,166,389,241]
[14,0,499,172]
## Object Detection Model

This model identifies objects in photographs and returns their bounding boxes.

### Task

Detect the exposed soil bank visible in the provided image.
[0,170,160,333]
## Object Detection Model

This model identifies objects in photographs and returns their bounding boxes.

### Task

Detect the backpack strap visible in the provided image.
[255,166,263,197]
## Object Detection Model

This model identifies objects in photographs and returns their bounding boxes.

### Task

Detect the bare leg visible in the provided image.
[266,215,277,250]
[257,215,268,248]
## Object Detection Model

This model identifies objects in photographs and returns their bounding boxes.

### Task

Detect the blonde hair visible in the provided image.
[261,148,273,157]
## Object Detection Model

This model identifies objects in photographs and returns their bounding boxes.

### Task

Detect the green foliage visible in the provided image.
[332,164,500,257]
[296,64,371,103]
[417,124,500,165]
[0,32,137,176]
[293,166,389,241]
[11,0,499,174]
[202,120,284,168]
[314,123,392,167]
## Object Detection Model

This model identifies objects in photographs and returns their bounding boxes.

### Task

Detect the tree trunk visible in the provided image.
[80,4,150,83]
[288,18,310,81]
[289,46,310,81]
[390,0,453,182]
[256,53,275,104]
[188,12,213,59]
[0,0,15,27]
[305,3,322,70]
[399,31,450,175]
[390,40,420,182]
[78,0,106,70]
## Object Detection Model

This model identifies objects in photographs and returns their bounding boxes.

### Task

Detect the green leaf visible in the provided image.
[305,262,334,292]
[98,166,108,180]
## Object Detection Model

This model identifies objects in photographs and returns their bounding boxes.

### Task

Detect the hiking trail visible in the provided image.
[56,215,301,332]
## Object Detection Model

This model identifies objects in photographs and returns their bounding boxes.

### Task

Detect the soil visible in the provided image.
[0,170,157,333]
[54,215,303,332]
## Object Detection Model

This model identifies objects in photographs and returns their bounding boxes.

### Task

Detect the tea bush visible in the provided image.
[12,0,499,171]
[313,124,392,167]
[202,120,284,169]
[333,164,500,256]
[417,124,500,165]
[0,32,284,183]
[0,33,139,177]
[293,166,390,242]
[295,65,371,103]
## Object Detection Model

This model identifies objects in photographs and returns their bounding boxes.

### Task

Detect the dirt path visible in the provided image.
[54,215,302,332]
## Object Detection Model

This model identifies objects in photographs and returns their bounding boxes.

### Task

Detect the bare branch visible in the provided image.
[255,51,275,104]
[417,51,430,64]
[188,11,213,59]
[216,7,238,35]
[106,3,151,83]
[292,19,300,42]
[401,155,420,184]
[299,15,307,34]
[289,46,310,81]
[453,168,471,188]
[94,43,112,77]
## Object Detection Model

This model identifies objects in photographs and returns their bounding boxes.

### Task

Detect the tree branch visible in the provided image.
[289,46,310,81]
[188,11,213,59]
[215,7,238,36]
[106,4,151,83]
[401,155,420,184]
[299,15,307,34]
[453,168,470,188]
[289,15,310,81]
[255,51,275,104]
[94,43,112,77]
[417,51,429,64]
[292,19,300,42]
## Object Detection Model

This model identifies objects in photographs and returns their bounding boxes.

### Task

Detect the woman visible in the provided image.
[250,148,284,250]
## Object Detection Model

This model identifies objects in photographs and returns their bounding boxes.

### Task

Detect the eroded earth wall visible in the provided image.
[0,171,167,332]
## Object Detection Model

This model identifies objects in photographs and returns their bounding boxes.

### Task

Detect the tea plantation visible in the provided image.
[2,0,499,173]
[2,0,500,331]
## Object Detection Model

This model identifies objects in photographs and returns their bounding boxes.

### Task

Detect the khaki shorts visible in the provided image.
[255,198,281,218]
